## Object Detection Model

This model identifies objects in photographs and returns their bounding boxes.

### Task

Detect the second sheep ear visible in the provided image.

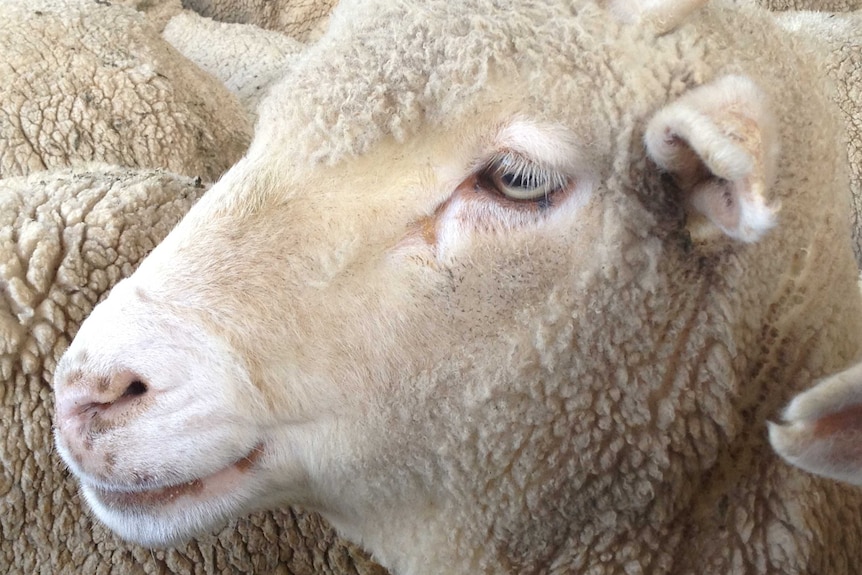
[645,75,780,243]
[769,361,862,487]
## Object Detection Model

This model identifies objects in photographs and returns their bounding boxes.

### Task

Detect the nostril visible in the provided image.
[122,379,148,398]
[55,371,150,425]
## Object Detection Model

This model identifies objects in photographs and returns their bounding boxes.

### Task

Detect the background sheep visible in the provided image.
[49,1,862,575]
[0,0,252,181]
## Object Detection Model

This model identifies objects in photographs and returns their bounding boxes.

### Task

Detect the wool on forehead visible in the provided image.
[253,0,620,165]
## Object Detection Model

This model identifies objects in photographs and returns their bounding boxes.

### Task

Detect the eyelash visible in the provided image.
[478,152,568,205]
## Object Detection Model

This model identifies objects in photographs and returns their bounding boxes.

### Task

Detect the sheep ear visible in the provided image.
[645,75,780,243]
[608,0,708,33]
[769,361,862,486]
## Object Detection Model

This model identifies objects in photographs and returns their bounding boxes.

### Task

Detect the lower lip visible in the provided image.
[93,477,205,508]
[88,446,263,509]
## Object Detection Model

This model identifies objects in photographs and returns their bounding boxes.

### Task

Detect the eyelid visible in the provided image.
[491,151,567,189]
[494,120,588,175]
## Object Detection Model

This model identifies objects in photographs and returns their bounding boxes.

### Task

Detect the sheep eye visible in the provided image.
[486,154,565,202]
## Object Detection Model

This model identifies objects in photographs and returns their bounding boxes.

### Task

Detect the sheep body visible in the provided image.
[0,0,252,181]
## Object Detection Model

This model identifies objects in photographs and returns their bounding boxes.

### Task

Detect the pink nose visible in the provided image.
[54,368,150,474]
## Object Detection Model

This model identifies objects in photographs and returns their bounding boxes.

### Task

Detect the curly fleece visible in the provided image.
[0,0,252,181]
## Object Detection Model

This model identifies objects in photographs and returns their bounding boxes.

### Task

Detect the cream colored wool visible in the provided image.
[163,12,303,122]
[49,1,862,575]
[181,0,335,41]
[0,166,385,574]
[0,0,252,181]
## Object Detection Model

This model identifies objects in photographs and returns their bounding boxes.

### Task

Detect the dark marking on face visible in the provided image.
[104,451,116,473]
[97,377,111,393]
[89,413,116,435]
[64,369,85,389]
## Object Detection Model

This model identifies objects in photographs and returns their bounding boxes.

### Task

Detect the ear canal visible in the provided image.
[608,0,709,34]
[769,361,862,487]
[645,75,780,243]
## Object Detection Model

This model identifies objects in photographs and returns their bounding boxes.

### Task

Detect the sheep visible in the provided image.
[2,2,850,573]
[48,2,862,575]
[0,0,252,181]
[0,165,384,574]
[180,0,335,41]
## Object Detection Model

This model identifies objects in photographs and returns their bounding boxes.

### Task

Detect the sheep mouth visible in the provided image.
[87,445,264,510]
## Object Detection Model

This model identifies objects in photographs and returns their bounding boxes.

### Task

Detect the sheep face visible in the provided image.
[52,0,860,572]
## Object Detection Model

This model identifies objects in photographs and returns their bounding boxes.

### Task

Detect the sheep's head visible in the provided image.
[52,0,859,572]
